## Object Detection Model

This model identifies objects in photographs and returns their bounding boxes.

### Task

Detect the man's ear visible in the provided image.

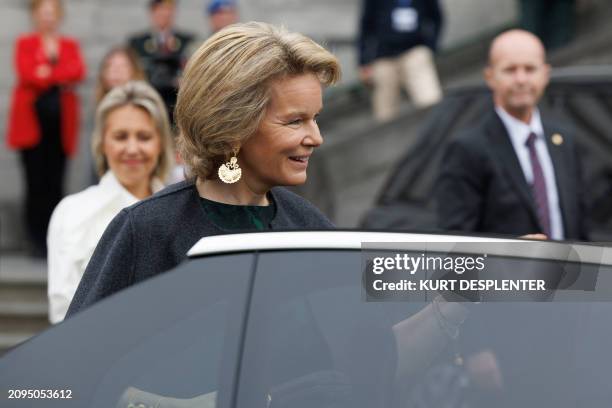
[543,63,551,86]
[484,66,495,90]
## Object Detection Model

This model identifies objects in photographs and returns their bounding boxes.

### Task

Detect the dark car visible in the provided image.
[1,231,612,408]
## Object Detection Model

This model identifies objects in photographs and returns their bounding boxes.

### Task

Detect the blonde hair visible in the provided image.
[92,81,174,181]
[175,21,341,180]
[95,46,146,104]
[30,0,64,18]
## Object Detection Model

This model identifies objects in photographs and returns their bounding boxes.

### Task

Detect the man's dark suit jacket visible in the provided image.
[436,110,588,240]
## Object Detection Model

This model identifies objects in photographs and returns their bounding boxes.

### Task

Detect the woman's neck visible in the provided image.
[126,182,152,200]
[196,178,269,206]
[38,28,58,38]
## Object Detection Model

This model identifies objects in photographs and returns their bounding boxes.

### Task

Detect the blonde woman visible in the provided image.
[47,81,174,323]
[67,22,341,316]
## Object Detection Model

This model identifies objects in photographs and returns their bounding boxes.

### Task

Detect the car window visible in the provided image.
[236,250,433,408]
[0,254,254,408]
[235,249,612,408]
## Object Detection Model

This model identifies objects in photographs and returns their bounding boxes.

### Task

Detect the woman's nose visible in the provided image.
[125,137,139,153]
[305,121,323,146]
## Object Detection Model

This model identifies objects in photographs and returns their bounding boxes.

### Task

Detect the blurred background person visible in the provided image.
[207,0,239,33]
[358,0,443,122]
[89,46,147,183]
[519,0,576,50]
[6,0,86,258]
[67,22,340,316]
[435,30,588,241]
[128,0,194,125]
[47,81,173,323]
[95,46,146,105]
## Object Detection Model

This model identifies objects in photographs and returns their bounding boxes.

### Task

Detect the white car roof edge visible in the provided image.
[187,231,612,266]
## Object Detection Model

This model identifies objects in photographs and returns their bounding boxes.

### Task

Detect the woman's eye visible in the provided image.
[111,132,128,141]
[137,132,153,141]
[287,119,302,126]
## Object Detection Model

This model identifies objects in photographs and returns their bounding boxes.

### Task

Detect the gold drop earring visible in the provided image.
[218,148,242,184]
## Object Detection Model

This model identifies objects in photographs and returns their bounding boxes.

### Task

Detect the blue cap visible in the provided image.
[207,0,236,15]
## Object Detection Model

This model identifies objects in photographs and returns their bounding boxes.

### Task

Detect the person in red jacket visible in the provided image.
[6,0,86,257]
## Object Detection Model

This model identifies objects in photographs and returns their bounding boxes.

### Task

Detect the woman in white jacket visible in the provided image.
[47,81,174,323]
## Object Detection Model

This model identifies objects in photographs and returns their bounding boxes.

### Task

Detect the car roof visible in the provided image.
[187,231,612,265]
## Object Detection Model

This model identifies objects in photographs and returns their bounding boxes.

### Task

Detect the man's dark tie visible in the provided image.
[526,132,551,236]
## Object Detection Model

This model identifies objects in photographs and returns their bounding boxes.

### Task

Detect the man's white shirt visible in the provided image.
[495,106,564,240]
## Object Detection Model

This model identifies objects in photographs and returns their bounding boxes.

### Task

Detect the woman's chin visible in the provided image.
[116,174,150,190]
[279,172,308,187]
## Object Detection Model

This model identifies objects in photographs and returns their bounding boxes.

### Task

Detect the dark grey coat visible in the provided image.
[66,180,333,318]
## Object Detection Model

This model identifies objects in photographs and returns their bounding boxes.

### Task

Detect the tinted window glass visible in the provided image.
[236,250,611,408]
[237,250,437,408]
[0,254,253,408]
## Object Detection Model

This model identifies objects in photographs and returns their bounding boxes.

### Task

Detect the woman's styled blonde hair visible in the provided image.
[92,81,174,181]
[175,21,341,180]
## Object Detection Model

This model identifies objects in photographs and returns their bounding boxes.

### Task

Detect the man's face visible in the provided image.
[150,3,175,31]
[485,33,550,116]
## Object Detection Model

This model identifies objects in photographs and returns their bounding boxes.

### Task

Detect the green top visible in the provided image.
[199,196,277,231]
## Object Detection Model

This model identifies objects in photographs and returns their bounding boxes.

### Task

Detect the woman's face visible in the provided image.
[103,52,135,90]
[238,73,323,191]
[33,0,61,33]
[102,104,162,192]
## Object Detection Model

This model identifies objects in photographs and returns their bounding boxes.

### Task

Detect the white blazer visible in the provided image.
[47,171,164,323]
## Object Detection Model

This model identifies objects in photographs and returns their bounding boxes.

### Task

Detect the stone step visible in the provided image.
[0,254,51,355]
[0,282,47,303]
[0,300,47,317]
[0,296,49,351]
[0,254,47,282]
[0,313,49,334]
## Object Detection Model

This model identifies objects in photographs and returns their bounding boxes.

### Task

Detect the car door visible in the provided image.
[0,253,254,408]
[233,247,612,408]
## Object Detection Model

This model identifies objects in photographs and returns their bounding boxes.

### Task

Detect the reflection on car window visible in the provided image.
[97,301,226,407]
[237,251,464,408]
[91,255,253,408]
[235,250,610,408]
[0,254,253,408]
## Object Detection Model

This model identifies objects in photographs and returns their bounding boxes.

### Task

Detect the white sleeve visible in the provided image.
[47,200,81,324]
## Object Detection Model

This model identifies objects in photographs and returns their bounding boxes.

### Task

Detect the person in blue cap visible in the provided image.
[207,0,238,33]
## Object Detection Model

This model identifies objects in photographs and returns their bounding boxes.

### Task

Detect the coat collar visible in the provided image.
[183,179,300,233]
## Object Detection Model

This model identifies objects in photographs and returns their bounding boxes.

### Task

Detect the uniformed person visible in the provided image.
[128,0,194,124]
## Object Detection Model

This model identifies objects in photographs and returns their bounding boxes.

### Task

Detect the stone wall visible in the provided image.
[0,0,519,248]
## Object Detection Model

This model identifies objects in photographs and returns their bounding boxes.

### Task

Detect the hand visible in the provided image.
[520,233,548,240]
[36,64,52,78]
[465,350,504,391]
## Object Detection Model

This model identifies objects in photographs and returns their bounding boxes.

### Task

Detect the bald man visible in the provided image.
[435,30,588,240]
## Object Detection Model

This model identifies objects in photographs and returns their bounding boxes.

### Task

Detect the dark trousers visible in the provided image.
[20,90,66,255]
